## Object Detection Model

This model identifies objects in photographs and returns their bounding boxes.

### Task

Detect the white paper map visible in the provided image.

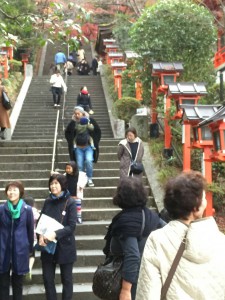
[35,214,64,242]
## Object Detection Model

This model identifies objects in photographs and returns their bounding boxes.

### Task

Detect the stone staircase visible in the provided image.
[0,42,156,299]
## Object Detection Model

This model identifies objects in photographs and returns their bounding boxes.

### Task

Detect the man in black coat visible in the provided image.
[92,56,98,75]
[65,106,101,187]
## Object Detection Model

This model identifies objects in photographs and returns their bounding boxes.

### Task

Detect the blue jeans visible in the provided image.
[75,146,93,179]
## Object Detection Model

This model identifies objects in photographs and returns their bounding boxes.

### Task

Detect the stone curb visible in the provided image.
[143,141,164,212]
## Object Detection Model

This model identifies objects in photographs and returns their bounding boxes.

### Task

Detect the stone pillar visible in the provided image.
[130,114,148,141]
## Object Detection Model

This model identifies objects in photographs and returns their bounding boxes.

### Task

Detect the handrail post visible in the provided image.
[51,109,60,173]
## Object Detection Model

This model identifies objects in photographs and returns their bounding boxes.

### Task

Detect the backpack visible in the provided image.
[75,130,90,146]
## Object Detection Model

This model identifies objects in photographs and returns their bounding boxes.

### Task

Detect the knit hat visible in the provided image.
[74,106,85,113]
[80,117,89,125]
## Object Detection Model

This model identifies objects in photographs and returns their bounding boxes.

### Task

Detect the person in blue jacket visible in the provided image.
[54,49,67,73]
[0,181,34,300]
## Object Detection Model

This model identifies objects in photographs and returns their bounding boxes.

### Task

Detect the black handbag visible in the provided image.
[2,91,12,110]
[92,256,123,300]
[130,161,144,174]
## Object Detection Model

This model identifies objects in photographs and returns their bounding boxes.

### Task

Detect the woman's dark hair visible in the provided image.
[48,174,68,192]
[164,170,207,220]
[65,161,79,177]
[113,177,147,208]
[5,181,25,198]
[125,127,137,138]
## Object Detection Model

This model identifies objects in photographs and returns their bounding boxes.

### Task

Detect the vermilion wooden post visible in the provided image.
[151,81,158,124]
[183,124,191,171]
[135,80,142,100]
[21,53,29,79]
[164,97,171,149]
[203,147,213,216]
[114,75,122,99]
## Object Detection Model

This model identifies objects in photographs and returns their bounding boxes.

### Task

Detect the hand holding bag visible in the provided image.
[2,91,12,110]
[34,240,57,255]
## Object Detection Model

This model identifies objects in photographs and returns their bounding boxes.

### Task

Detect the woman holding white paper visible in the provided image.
[38,173,77,300]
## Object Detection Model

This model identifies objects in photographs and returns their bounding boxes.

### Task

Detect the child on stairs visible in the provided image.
[64,161,87,224]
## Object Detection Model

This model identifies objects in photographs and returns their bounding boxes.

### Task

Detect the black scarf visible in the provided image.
[103,206,160,256]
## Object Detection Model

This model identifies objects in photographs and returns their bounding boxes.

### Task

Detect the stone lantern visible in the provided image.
[181,104,221,216]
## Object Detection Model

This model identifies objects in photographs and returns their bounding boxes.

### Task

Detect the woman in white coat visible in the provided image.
[136,170,225,300]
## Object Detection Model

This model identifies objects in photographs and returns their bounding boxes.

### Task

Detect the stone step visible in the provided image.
[0,169,120,179]
[0,139,120,147]
[0,153,119,163]
[24,266,98,285]
[0,145,118,155]
[27,194,153,211]
[33,250,103,268]
[0,186,150,199]
[0,161,120,170]
[0,177,121,187]
[22,282,98,300]
[0,177,149,189]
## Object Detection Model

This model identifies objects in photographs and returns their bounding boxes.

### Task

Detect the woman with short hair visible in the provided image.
[103,177,163,300]
[0,181,34,300]
[136,170,225,300]
[38,173,77,300]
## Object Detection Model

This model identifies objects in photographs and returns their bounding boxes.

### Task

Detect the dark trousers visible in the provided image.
[42,260,74,300]
[0,270,24,300]
[52,87,62,105]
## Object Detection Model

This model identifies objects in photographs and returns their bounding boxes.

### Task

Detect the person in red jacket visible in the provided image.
[77,86,94,114]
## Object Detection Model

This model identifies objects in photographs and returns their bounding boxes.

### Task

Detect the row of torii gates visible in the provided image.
[103,38,225,218]
[0,45,29,79]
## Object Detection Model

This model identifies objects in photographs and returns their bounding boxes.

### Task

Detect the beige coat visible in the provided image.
[0,86,10,128]
[117,137,144,178]
[136,218,225,300]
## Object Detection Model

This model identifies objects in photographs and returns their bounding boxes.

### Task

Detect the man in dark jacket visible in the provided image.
[65,106,101,187]
[92,56,98,75]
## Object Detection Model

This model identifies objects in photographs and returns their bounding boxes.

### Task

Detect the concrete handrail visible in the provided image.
[9,64,33,139]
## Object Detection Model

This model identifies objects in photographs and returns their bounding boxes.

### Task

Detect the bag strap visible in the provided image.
[140,209,145,236]
[160,234,187,300]
[60,199,69,223]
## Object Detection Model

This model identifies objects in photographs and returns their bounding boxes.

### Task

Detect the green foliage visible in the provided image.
[0,1,91,49]
[121,70,136,98]
[103,65,118,101]
[130,0,217,84]
[112,14,133,51]
[112,97,141,123]
[201,82,225,105]
[149,137,181,185]
[8,59,22,72]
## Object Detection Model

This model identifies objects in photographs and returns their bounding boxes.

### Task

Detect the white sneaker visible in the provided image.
[57,104,61,107]
[87,179,94,187]
[54,104,57,108]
